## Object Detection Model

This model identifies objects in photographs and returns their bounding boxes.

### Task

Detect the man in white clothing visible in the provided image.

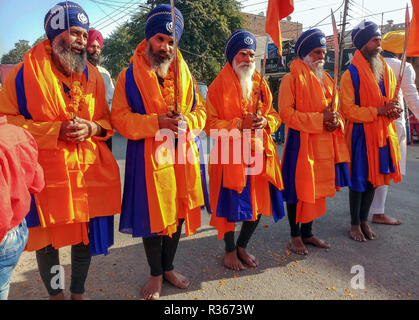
[370,31,419,225]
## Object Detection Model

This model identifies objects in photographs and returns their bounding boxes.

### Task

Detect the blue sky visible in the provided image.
[0,0,408,58]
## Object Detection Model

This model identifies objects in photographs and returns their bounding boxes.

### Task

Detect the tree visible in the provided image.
[1,40,31,64]
[101,0,244,84]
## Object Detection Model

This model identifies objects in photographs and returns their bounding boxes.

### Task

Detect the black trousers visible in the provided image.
[142,219,184,277]
[286,203,314,238]
[349,182,376,225]
[35,243,91,296]
[224,215,261,252]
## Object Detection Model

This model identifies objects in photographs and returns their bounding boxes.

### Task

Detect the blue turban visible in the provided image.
[225,30,257,65]
[351,21,381,50]
[145,4,184,42]
[44,2,89,41]
[294,28,326,59]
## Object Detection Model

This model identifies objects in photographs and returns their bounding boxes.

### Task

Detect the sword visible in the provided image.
[170,0,179,113]
[393,3,411,100]
[330,9,339,113]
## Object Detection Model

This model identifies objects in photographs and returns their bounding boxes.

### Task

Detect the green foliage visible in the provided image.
[1,40,31,64]
[1,36,47,65]
[101,0,244,84]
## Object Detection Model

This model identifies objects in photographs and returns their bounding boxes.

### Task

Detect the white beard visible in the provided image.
[155,59,171,78]
[232,59,256,100]
[303,55,325,85]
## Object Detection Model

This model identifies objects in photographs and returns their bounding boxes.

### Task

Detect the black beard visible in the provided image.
[52,37,87,75]
[87,52,100,66]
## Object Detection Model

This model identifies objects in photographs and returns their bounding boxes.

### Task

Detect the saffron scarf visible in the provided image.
[348,50,401,187]
[287,58,350,223]
[21,39,120,225]
[130,40,204,236]
[289,58,350,202]
[207,62,283,193]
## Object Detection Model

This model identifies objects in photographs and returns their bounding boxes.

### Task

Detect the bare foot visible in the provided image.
[224,250,246,271]
[237,247,258,268]
[361,221,378,240]
[288,237,308,255]
[302,236,331,249]
[350,225,367,242]
[141,275,163,300]
[164,270,190,289]
[71,293,89,300]
[49,292,65,300]
[372,214,401,225]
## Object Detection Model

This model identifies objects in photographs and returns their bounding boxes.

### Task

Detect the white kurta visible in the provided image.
[97,65,115,109]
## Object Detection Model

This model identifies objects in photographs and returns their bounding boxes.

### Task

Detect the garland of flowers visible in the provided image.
[66,80,86,119]
[161,71,176,111]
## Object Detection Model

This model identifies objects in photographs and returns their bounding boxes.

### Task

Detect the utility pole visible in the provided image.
[338,0,350,78]
[381,12,384,33]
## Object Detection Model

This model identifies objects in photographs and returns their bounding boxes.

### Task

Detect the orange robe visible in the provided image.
[111,40,206,237]
[0,40,121,251]
[278,58,350,223]
[340,50,401,188]
[205,63,284,239]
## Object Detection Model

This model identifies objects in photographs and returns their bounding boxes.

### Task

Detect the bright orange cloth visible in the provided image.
[205,63,283,239]
[0,116,45,242]
[0,40,121,250]
[407,0,419,56]
[111,40,206,237]
[340,50,401,188]
[278,58,350,223]
[265,0,294,55]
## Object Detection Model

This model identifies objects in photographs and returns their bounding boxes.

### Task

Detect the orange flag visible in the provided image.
[265,0,294,56]
[407,0,419,56]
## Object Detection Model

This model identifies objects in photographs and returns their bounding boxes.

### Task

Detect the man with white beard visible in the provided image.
[278,29,351,255]
[0,2,121,299]
[340,22,402,242]
[206,30,285,270]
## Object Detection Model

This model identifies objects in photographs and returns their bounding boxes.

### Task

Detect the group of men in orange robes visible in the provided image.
[0,1,406,301]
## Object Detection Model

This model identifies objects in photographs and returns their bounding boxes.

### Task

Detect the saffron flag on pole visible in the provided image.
[407,0,419,56]
[265,0,294,56]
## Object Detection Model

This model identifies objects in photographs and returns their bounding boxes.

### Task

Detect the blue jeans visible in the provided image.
[0,220,28,300]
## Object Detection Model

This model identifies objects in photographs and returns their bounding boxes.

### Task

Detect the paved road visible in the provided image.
[9,133,419,300]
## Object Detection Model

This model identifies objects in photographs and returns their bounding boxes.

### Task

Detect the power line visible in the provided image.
[89,0,139,26]
[91,1,140,29]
